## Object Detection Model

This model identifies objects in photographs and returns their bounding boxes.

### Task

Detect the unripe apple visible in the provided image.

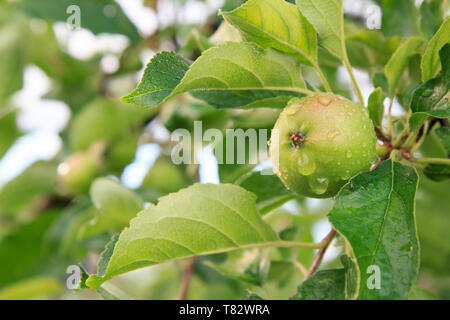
[270,93,377,198]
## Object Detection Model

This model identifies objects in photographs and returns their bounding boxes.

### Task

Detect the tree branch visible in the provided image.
[305,229,336,279]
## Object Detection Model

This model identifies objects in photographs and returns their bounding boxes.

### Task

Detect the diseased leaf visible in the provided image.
[421,17,450,82]
[86,183,278,289]
[329,160,420,299]
[236,171,295,215]
[385,37,425,97]
[367,87,386,126]
[381,0,420,38]
[290,269,345,300]
[222,0,317,65]
[296,0,345,59]
[410,44,449,130]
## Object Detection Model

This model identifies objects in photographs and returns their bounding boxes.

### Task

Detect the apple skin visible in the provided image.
[270,93,377,198]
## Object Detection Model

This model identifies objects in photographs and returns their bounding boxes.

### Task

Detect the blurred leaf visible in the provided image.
[296,0,345,59]
[70,99,149,151]
[367,87,385,126]
[0,211,59,286]
[236,171,295,215]
[0,14,27,99]
[181,28,212,54]
[420,0,444,39]
[290,269,345,300]
[408,285,438,300]
[421,17,450,82]
[384,37,425,97]
[0,276,62,300]
[141,156,190,195]
[222,0,317,65]
[381,0,420,38]
[410,44,449,130]
[17,0,140,43]
[91,178,142,224]
[434,126,450,152]
[329,160,420,299]
[0,161,57,215]
[346,30,398,75]
[0,110,21,158]
[86,183,278,289]
[423,163,450,181]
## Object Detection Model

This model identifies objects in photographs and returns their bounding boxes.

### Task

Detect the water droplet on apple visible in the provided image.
[319,96,332,106]
[297,152,316,175]
[307,176,328,194]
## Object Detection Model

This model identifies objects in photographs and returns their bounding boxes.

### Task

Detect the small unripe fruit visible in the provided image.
[270,93,377,198]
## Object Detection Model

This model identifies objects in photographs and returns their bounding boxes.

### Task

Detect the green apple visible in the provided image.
[270,93,377,198]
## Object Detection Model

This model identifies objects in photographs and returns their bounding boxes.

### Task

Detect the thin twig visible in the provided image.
[305,229,337,279]
[177,257,196,300]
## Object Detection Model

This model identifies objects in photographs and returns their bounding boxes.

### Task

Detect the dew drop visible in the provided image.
[297,152,316,176]
[319,96,332,106]
[341,170,352,180]
[327,129,340,141]
[308,176,329,194]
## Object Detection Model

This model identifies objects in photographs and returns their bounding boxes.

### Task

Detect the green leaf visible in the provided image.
[70,99,150,151]
[341,255,358,300]
[16,0,140,44]
[329,160,420,299]
[290,269,345,300]
[423,163,450,181]
[236,171,295,215]
[410,44,449,130]
[367,87,386,126]
[221,0,317,65]
[0,211,59,286]
[172,42,308,109]
[385,37,425,97]
[0,110,21,158]
[296,0,344,59]
[90,178,143,225]
[421,17,450,82]
[0,276,62,300]
[120,51,191,108]
[408,285,437,300]
[420,0,444,39]
[124,42,308,109]
[381,0,420,38]
[0,161,57,216]
[434,127,450,153]
[0,15,26,99]
[345,30,396,75]
[86,183,278,289]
